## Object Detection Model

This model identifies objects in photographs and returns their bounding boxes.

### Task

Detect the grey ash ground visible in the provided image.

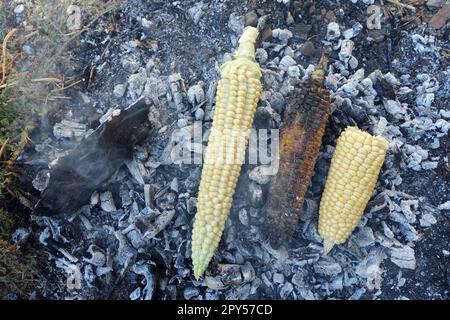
[7,0,450,299]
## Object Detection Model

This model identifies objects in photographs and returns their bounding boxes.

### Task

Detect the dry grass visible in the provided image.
[0,209,39,298]
[4,0,120,103]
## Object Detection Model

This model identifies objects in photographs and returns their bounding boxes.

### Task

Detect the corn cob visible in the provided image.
[318,127,388,254]
[191,27,262,279]
[266,52,331,247]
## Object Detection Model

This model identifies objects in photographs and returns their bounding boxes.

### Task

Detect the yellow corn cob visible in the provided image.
[318,127,388,255]
[192,27,262,278]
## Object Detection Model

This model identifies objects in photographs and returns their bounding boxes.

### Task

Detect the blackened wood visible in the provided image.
[35,98,152,215]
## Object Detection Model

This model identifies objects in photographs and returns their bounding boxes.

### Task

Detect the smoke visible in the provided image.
[34,98,153,215]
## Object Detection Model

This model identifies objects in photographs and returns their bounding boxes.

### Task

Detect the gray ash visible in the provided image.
[6,0,450,300]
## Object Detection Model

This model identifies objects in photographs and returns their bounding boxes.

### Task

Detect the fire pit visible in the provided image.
[1,0,449,300]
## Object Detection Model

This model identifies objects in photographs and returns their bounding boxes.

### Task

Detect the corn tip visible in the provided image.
[311,50,329,82]
[239,26,259,44]
[322,239,335,255]
[234,27,259,62]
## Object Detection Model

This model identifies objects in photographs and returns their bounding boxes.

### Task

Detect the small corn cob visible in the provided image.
[266,52,331,247]
[318,127,388,254]
[192,27,262,278]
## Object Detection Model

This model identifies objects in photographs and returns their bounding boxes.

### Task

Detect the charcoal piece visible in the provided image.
[205,263,256,290]
[35,98,153,215]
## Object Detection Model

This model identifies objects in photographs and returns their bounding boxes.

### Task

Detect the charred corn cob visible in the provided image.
[318,127,388,254]
[266,52,331,247]
[192,27,262,278]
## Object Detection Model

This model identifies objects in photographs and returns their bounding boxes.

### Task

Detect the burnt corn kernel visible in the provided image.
[318,127,388,254]
[266,52,331,248]
[191,27,262,278]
